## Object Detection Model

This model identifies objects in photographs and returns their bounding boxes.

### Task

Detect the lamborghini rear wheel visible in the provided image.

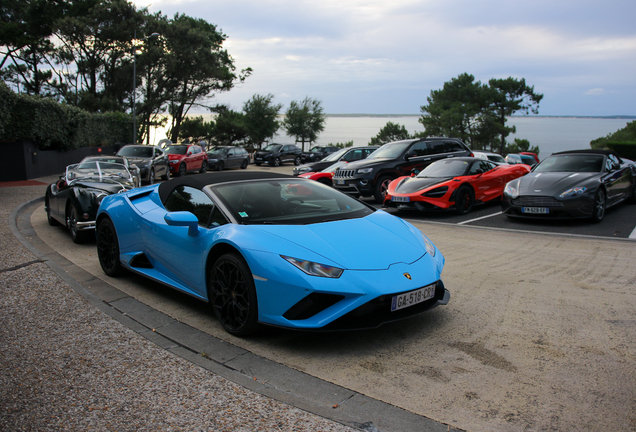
[96,218,124,277]
[208,253,259,336]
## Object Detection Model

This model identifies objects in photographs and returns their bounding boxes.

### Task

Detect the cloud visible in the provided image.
[585,88,605,96]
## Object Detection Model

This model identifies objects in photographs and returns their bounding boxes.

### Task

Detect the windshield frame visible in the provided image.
[206,178,376,225]
[66,161,132,183]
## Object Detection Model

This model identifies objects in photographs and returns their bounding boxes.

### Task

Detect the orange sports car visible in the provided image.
[384,157,530,214]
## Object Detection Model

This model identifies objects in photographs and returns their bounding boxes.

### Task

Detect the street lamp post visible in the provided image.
[132,31,160,145]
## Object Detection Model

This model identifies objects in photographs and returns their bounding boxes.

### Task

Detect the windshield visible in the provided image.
[208,148,228,157]
[166,145,188,155]
[118,146,153,158]
[488,154,506,163]
[210,178,374,225]
[417,159,470,178]
[309,146,322,152]
[322,162,347,173]
[67,162,131,181]
[263,144,282,152]
[367,142,410,160]
[534,154,604,173]
[322,147,348,162]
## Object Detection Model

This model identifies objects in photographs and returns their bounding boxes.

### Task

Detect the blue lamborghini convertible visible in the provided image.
[95,172,449,336]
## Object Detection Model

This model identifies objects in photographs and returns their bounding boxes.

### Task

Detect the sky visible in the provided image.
[132,0,636,116]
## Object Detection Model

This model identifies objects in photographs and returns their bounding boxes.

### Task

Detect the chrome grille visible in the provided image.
[512,196,564,207]
[333,169,356,179]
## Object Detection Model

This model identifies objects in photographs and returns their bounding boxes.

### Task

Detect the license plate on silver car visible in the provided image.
[336,179,345,185]
[522,207,549,214]
[391,284,436,312]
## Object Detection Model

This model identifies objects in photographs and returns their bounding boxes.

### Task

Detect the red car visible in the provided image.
[166,144,208,176]
[298,161,347,187]
[384,157,530,214]
[520,152,540,164]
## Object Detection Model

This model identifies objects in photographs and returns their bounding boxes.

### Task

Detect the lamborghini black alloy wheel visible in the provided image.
[209,253,258,336]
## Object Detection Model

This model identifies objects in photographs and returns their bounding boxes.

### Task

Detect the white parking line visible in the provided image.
[630,226,636,239]
[458,211,503,225]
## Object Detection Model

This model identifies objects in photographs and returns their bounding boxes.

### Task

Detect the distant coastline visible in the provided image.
[324,114,636,119]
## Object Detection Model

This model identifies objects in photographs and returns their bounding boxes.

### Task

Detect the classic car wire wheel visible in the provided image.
[209,253,259,336]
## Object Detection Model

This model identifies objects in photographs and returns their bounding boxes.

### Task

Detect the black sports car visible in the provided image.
[45,161,135,243]
[502,150,636,222]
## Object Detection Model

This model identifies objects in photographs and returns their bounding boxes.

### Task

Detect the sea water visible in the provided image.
[149,115,631,157]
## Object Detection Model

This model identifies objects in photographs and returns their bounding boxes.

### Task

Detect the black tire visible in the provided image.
[148,167,155,185]
[591,188,606,222]
[272,157,281,167]
[455,186,475,215]
[208,253,259,336]
[294,156,301,166]
[373,176,393,203]
[161,164,169,180]
[45,197,59,226]
[216,161,224,171]
[200,160,208,173]
[67,205,89,244]
[178,163,186,177]
[96,217,124,277]
[240,159,248,169]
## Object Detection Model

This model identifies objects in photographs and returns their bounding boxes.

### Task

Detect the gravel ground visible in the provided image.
[0,180,357,432]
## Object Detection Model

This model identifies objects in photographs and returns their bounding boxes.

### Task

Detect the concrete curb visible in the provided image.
[11,198,460,432]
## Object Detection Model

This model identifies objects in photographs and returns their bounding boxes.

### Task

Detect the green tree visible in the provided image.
[590,121,636,149]
[164,13,251,143]
[210,108,249,146]
[282,97,326,151]
[369,121,411,145]
[53,0,144,112]
[0,0,66,95]
[179,115,214,143]
[419,73,490,148]
[488,77,543,155]
[242,93,282,148]
[506,138,540,156]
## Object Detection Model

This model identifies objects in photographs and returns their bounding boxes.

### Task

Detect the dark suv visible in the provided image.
[300,146,340,163]
[254,144,302,166]
[333,138,472,202]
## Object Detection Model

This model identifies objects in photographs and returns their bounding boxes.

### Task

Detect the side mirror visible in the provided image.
[410,168,420,177]
[164,211,199,236]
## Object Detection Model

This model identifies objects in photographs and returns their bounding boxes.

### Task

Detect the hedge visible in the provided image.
[0,80,133,151]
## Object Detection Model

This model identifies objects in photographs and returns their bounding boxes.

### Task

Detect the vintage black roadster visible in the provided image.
[45,161,135,243]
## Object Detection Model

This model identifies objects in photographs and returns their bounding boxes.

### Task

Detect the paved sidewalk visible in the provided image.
[0,179,358,432]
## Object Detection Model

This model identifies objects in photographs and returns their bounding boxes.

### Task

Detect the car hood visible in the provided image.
[248,211,426,270]
[72,178,133,193]
[339,158,394,170]
[395,176,454,193]
[126,157,150,165]
[518,172,599,195]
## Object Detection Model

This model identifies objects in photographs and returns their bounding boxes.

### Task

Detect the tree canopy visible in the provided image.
[242,93,282,147]
[0,0,251,145]
[282,97,326,151]
[369,121,414,146]
[419,73,543,154]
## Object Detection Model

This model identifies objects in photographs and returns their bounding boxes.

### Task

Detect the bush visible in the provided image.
[0,81,133,151]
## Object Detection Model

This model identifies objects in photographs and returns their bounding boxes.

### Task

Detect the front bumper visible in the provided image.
[332,177,374,196]
[502,194,595,219]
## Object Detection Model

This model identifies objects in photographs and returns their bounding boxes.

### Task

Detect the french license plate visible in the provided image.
[255,157,262,161]
[522,207,549,214]
[391,284,436,312]
[336,179,345,185]
[391,196,410,203]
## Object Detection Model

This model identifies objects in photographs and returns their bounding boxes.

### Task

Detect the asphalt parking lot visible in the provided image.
[21,162,636,432]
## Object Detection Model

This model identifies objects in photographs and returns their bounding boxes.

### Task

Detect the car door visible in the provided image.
[471,160,501,201]
[226,148,239,168]
[603,155,630,205]
[142,185,216,296]
[154,147,168,177]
